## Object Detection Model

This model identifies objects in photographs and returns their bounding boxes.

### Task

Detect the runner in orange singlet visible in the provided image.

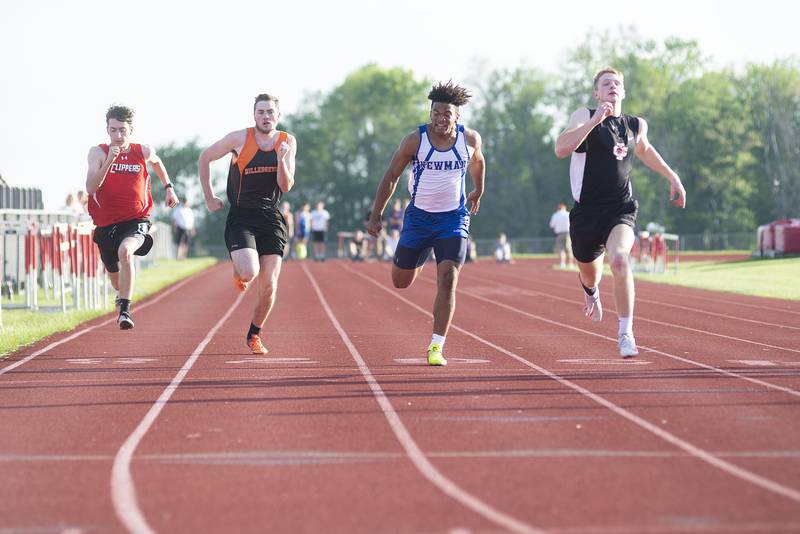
[198,94,297,354]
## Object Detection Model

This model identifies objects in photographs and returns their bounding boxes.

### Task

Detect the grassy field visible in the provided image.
[635,256,800,300]
[0,257,217,357]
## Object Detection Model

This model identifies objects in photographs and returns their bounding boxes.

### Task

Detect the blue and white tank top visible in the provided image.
[408,124,473,213]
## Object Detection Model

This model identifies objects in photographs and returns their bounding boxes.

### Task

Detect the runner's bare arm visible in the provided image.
[85,145,117,195]
[634,119,686,208]
[367,131,418,237]
[142,145,178,208]
[465,128,485,215]
[554,106,610,158]
[198,130,246,212]
[276,134,297,193]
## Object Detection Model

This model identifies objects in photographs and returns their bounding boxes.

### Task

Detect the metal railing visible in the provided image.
[0,186,43,210]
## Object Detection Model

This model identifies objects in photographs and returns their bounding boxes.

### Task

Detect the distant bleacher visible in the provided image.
[0,185,44,210]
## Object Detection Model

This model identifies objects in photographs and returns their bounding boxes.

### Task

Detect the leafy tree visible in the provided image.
[469,67,565,237]
[284,64,430,232]
[742,60,800,223]
[147,138,202,222]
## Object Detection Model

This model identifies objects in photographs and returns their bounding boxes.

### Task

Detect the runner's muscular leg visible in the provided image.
[432,260,460,336]
[392,263,424,289]
[606,224,636,317]
[116,236,143,300]
[577,254,604,290]
[252,254,282,326]
[230,248,260,283]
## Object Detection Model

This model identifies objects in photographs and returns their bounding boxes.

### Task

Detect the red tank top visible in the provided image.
[88,143,153,227]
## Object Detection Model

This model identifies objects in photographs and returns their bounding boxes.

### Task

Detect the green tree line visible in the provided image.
[154,29,800,246]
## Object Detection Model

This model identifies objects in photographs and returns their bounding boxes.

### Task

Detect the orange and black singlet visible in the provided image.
[226,128,288,210]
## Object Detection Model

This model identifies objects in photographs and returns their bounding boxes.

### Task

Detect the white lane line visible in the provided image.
[0,265,218,377]
[345,265,800,503]
[8,448,800,464]
[111,292,245,534]
[635,296,800,331]
[476,267,800,330]
[460,271,800,357]
[303,264,544,534]
[454,278,800,398]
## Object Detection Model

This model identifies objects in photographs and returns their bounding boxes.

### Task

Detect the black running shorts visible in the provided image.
[225,207,287,257]
[92,219,153,273]
[394,236,468,269]
[569,199,638,263]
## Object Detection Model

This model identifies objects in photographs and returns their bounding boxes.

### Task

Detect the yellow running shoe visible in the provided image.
[427,343,447,366]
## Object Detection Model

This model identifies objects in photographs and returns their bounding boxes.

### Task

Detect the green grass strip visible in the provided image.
[635,257,800,300]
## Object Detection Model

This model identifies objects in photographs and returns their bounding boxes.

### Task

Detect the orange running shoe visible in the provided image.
[247,334,268,355]
[233,273,249,293]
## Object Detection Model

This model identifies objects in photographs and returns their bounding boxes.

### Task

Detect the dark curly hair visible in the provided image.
[106,105,134,125]
[428,81,471,107]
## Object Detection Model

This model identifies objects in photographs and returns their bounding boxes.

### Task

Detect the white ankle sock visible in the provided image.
[430,334,446,349]
[618,316,633,336]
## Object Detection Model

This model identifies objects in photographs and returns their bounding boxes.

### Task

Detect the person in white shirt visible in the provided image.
[172,199,196,260]
[310,201,331,261]
[383,229,400,261]
[495,232,513,264]
[549,203,573,269]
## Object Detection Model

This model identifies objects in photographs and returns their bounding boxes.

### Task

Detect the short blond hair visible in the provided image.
[593,67,624,89]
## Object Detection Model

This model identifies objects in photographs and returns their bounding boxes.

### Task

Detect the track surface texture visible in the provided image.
[2,259,799,534]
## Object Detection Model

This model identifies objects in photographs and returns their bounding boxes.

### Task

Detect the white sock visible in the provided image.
[430,334,446,349]
[618,316,633,336]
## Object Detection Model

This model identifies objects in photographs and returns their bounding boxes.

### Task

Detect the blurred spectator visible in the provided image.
[280,201,294,259]
[76,190,90,220]
[383,228,400,261]
[388,198,404,232]
[310,200,331,261]
[465,236,477,263]
[364,210,384,260]
[549,202,573,269]
[172,199,196,260]
[349,230,369,262]
[294,202,311,260]
[495,232,513,264]
[62,192,81,215]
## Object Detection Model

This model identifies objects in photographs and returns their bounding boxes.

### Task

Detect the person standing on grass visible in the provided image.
[86,104,179,330]
[367,81,485,366]
[554,67,686,357]
[310,201,330,261]
[198,93,297,355]
[549,203,574,269]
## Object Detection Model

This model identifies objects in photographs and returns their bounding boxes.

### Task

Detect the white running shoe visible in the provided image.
[583,291,603,322]
[619,333,639,358]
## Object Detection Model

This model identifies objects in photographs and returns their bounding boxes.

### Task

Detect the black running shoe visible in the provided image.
[118,311,134,330]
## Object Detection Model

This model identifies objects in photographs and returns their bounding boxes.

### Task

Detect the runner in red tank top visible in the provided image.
[85,104,180,330]
[198,94,297,355]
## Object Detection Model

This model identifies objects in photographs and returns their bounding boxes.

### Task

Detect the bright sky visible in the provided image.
[1,0,797,209]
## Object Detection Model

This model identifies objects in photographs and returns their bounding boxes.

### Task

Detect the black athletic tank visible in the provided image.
[227,128,288,210]
[570,110,640,206]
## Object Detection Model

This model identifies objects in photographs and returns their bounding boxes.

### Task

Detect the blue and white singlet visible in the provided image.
[408,124,473,213]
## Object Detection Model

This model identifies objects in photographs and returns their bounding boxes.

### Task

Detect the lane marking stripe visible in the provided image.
[303,263,544,534]
[345,264,800,503]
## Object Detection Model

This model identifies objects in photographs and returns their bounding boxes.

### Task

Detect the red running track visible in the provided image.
[1,258,799,533]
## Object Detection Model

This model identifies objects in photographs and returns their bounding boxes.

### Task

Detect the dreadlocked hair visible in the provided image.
[427,80,471,107]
